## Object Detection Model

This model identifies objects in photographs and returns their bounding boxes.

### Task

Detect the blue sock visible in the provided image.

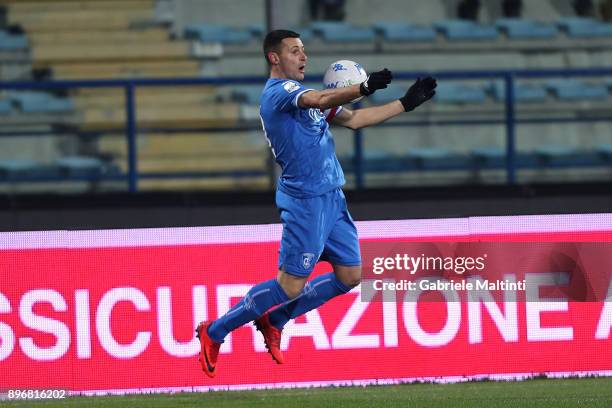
[207,279,289,343]
[267,272,351,330]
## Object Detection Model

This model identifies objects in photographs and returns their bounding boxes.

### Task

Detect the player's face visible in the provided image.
[277,37,307,81]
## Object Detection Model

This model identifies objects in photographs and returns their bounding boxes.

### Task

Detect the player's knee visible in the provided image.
[345,269,361,288]
[335,265,361,288]
[277,269,307,299]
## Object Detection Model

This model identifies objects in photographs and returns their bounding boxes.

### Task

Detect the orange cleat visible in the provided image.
[254,313,284,364]
[195,321,221,378]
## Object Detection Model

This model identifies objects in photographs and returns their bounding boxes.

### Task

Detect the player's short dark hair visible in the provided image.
[263,29,300,65]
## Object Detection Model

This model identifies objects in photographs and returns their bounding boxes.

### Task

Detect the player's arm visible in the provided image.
[331,101,403,129]
[332,77,437,130]
[298,69,393,110]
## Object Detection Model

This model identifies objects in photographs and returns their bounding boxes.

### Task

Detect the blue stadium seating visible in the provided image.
[247,24,265,38]
[407,147,452,160]
[0,159,41,175]
[532,145,604,168]
[472,146,505,160]
[184,24,253,44]
[0,98,12,114]
[310,22,375,42]
[231,85,263,105]
[489,81,548,103]
[407,147,471,170]
[545,79,608,101]
[9,91,74,113]
[595,143,612,164]
[56,156,109,177]
[433,20,498,41]
[434,83,487,103]
[363,149,388,160]
[557,17,612,38]
[533,145,577,165]
[372,21,437,42]
[0,30,28,50]
[471,146,507,169]
[495,18,557,39]
[597,144,612,159]
[282,27,315,43]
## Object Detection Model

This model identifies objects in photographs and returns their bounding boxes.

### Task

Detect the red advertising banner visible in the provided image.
[1,214,612,394]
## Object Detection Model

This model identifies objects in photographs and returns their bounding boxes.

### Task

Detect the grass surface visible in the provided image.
[5,377,612,408]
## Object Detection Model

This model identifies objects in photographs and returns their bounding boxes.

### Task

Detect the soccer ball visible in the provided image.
[323,60,368,102]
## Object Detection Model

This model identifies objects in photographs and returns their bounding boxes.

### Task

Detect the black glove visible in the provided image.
[399,76,437,112]
[359,68,392,96]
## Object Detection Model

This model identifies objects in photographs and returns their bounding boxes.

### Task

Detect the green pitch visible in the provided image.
[7,377,612,408]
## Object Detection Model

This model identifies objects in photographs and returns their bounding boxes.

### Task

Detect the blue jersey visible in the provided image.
[259,78,345,198]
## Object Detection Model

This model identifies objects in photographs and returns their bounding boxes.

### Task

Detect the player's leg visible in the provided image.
[254,267,307,363]
[332,263,362,288]
[196,270,295,377]
[265,189,361,331]
[265,263,358,331]
[254,189,331,363]
[206,272,295,344]
[199,189,322,372]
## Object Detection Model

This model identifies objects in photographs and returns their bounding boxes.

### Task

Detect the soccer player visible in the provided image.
[196,29,436,378]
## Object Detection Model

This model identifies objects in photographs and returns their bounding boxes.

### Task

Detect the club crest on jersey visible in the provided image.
[302,253,315,269]
[283,81,300,93]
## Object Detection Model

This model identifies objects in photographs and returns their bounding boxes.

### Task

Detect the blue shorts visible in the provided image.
[276,188,361,277]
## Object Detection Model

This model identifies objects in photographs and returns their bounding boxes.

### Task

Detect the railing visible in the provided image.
[1,67,612,192]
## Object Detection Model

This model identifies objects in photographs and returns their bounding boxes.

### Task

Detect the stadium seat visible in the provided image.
[0,159,41,176]
[310,22,375,42]
[532,145,603,168]
[433,20,498,41]
[0,99,12,114]
[545,79,608,101]
[434,83,487,104]
[338,149,390,172]
[247,24,265,38]
[290,27,315,43]
[596,144,612,159]
[184,24,253,44]
[495,18,557,39]
[472,146,505,159]
[363,149,388,160]
[372,21,437,42]
[55,156,110,177]
[489,81,548,103]
[407,147,452,160]
[471,146,506,169]
[231,85,263,105]
[407,147,470,170]
[557,17,612,38]
[0,30,28,50]
[533,145,576,164]
[9,91,74,113]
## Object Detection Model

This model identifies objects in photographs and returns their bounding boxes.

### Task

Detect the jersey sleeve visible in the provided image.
[269,80,313,113]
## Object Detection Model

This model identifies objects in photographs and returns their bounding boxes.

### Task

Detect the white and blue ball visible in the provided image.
[323,60,368,102]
